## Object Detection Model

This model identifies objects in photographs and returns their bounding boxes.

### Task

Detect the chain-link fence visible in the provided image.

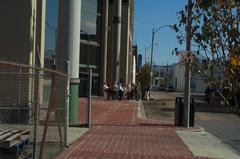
[0,60,69,159]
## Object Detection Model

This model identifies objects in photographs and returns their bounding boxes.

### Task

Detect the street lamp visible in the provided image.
[145,43,159,64]
[149,25,173,97]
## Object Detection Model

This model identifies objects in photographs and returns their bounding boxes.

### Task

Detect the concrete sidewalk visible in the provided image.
[177,129,240,159]
[56,97,217,159]
[146,91,240,159]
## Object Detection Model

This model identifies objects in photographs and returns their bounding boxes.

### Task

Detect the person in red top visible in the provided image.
[107,82,113,100]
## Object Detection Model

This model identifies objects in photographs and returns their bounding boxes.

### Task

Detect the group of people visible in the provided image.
[103,82,150,101]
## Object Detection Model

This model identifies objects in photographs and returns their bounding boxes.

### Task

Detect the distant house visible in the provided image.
[170,62,223,93]
[171,63,186,92]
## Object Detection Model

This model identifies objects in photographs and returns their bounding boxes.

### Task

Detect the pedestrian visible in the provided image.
[127,83,131,100]
[136,83,141,101]
[113,81,119,100]
[141,86,145,100]
[146,86,150,101]
[131,83,135,100]
[103,83,108,100]
[134,84,138,100]
[107,82,113,100]
[205,86,211,104]
[119,82,124,100]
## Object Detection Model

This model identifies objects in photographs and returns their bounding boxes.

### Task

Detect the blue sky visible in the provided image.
[45,0,58,51]
[134,0,188,65]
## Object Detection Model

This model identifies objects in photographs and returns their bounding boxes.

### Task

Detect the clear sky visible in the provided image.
[134,0,188,65]
[45,0,58,51]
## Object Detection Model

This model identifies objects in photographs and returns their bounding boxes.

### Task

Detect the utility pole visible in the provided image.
[166,62,168,89]
[150,28,155,97]
[144,47,147,64]
[183,0,193,127]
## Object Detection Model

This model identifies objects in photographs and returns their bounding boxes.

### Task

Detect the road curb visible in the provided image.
[137,100,146,119]
[177,126,206,132]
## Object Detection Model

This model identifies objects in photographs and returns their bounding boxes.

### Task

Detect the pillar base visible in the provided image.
[69,79,80,125]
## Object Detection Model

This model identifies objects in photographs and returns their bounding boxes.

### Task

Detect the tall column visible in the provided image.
[103,0,109,83]
[68,0,81,125]
[40,0,46,67]
[115,0,122,81]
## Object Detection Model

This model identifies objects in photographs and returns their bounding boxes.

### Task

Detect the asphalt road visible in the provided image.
[143,91,240,154]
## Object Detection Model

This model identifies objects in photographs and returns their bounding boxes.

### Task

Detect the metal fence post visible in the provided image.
[65,61,70,146]
[88,69,92,128]
[33,69,38,159]
[18,67,22,120]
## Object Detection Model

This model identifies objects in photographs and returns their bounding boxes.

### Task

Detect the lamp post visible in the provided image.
[145,44,158,64]
[149,25,173,97]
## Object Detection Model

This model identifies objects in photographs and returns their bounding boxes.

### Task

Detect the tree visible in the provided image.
[139,64,151,88]
[174,0,240,113]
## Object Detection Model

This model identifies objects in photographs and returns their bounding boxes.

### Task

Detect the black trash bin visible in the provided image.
[175,97,184,126]
[189,98,195,127]
[175,97,195,127]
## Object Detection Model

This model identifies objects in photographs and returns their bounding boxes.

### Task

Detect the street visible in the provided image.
[145,91,240,154]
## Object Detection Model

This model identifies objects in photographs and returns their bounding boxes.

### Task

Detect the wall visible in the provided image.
[172,63,185,92]
[0,0,31,64]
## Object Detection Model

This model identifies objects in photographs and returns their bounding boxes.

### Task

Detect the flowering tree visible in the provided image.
[173,0,240,113]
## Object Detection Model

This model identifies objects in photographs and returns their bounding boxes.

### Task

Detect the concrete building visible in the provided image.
[56,0,135,96]
[0,0,135,97]
[171,63,209,93]
[152,64,172,89]
[0,0,46,67]
[107,0,135,85]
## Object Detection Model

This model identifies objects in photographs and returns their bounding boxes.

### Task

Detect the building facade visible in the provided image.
[107,0,135,85]
[170,63,210,93]
[57,0,135,96]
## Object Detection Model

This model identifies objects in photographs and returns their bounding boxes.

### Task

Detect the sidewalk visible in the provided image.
[56,97,213,159]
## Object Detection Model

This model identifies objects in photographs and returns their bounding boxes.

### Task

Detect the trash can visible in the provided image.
[175,97,184,126]
[189,98,195,127]
[175,97,195,127]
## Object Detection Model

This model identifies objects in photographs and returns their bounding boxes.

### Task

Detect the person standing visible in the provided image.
[146,85,150,101]
[119,82,124,100]
[205,86,211,104]
[103,83,108,100]
[113,81,119,100]
[107,82,113,100]
[127,83,131,100]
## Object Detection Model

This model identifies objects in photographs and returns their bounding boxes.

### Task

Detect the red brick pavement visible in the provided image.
[57,98,212,159]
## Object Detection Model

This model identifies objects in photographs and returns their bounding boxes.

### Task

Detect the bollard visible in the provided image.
[88,69,92,128]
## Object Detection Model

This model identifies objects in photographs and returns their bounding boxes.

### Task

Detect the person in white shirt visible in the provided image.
[103,83,108,100]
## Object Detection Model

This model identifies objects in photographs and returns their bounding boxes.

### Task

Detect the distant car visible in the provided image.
[167,86,174,92]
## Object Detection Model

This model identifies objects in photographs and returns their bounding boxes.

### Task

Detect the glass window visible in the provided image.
[80,0,102,42]
[80,12,99,42]
[82,0,98,14]
[80,43,100,73]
